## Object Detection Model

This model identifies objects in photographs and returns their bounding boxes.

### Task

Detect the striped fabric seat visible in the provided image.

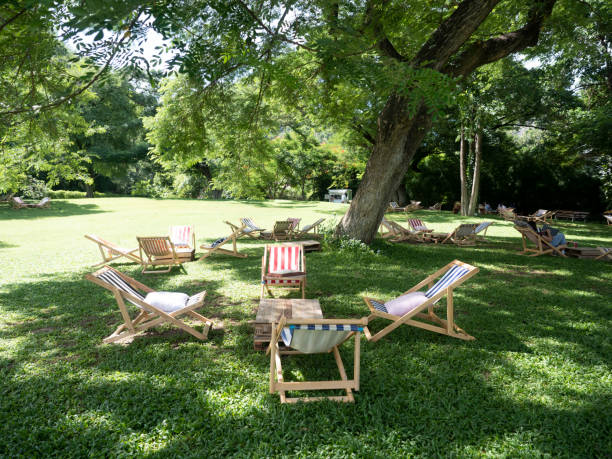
[241,218,263,232]
[281,324,364,354]
[96,269,145,305]
[370,299,388,313]
[264,245,303,285]
[474,221,493,234]
[300,218,325,234]
[424,264,470,299]
[287,218,301,231]
[169,225,194,248]
[210,237,228,248]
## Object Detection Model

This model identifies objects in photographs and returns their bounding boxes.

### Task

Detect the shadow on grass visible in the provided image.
[0,201,107,220]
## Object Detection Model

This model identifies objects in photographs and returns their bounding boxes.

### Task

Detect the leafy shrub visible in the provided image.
[21,179,48,199]
[47,190,122,198]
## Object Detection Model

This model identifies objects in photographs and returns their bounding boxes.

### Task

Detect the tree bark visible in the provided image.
[467,129,482,215]
[337,0,557,242]
[391,184,408,206]
[85,183,94,198]
[459,123,468,216]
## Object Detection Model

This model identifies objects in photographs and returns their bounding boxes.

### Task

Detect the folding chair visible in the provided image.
[295,218,325,239]
[441,223,479,245]
[604,215,612,226]
[169,225,196,261]
[137,236,185,274]
[261,244,306,299]
[473,221,494,241]
[10,197,29,209]
[595,247,612,261]
[428,202,442,211]
[512,224,567,257]
[363,260,479,342]
[200,225,248,259]
[387,202,405,212]
[265,220,293,241]
[407,218,434,233]
[239,218,266,239]
[267,317,368,403]
[86,266,212,343]
[32,197,51,208]
[379,218,427,242]
[85,234,144,267]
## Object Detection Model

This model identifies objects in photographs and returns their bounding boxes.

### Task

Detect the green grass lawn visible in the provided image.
[1,198,611,457]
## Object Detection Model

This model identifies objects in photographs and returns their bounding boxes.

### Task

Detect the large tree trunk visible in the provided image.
[337,101,432,243]
[459,124,469,216]
[390,184,408,206]
[467,130,482,215]
[337,0,556,242]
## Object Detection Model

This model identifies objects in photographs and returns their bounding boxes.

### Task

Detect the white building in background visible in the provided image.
[326,189,352,203]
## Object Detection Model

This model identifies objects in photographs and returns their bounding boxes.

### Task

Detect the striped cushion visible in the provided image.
[241,218,262,231]
[96,270,144,305]
[425,264,470,299]
[281,325,363,353]
[408,219,429,232]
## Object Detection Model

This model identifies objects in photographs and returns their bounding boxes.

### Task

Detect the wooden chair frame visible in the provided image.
[363,260,479,342]
[225,218,265,239]
[513,225,567,257]
[595,247,611,261]
[137,236,185,274]
[264,220,294,241]
[295,218,325,239]
[85,234,144,267]
[267,317,367,403]
[379,218,427,242]
[604,215,612,226]
[85,266,213,343]
[428,202,442,211]
[200,225,248,259]
[261,244,306,299]
[10,197,29,209]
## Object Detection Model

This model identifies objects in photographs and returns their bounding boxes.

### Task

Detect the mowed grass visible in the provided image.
[1,198,611,457]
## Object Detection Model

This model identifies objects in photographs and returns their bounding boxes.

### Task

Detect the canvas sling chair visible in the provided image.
[407,218,434,233]
[295,218,326,238]
[363,260,479,342]
[604,215,612,226]
[237,218,266,239]
[85,234,144,267]
[86,266,212,343]
[169,225,196,261]
[473,221,494,241]
[267,316,368,403]
[265,220,293,241]
[261,244,306,299]
[387,201,405,212]
[513,224,567,257]
[31,197,51,208]
[379,218,423,242]
[200,224,248,259]
[595,247,612,261]
[137,236,186,274]
[10,196,29,209]
[428,202,442,211]
[441,223,480,245]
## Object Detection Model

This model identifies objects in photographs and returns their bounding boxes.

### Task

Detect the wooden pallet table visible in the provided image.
[565,247,603,259]
[254,298,322,351]
[281,240,321,252]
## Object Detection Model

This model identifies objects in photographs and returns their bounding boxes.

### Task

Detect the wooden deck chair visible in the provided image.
[387,201,405,212]
[379,218,426,242]
[169,225,196,261]
[85,234,144,267]
[267,317,368,403]
[261,244,306,299]
[428,202,442,211]
[295,218,325,238]
[595,247,612,261]
[363,260,479,342]
[441,223,479,245]
[32,197,51,208]
[10,196,29,209]
[200,225,247,259]
[407,218,434,233]
[267,220,293,241]
[240,217,266,238]
[410,200,422,209]
[512,224,567,257]
[604,215,612,226]
[86,266,212,343]
[137,236,185,274]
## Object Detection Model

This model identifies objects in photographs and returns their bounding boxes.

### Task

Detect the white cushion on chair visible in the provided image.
[385,291,428,316]
[144,292,189,312]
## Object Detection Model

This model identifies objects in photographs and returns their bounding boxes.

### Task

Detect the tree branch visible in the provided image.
[0,6,28,34]
[361,0,406,61]
[444,0,557,77]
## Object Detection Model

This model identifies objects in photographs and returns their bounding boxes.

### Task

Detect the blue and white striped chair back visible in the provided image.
[474,221,492,234]
[424,264,470,299]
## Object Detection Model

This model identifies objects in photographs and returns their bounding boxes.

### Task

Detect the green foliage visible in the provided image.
[0,199,611,456]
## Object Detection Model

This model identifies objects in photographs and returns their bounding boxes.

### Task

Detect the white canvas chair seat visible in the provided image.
[261,244,306,298]
[86,266,213,343]
[441,223,479,245]
[85,234,144,267]
[604,215,612,225]
[169,225,195,248]
[240,218,266,238]
[268,317,367,403]
[363,260,479,342]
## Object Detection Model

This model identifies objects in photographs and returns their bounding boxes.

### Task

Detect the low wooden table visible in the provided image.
[565,246,602,259]
[254,298,323,350]
[281,240,321,252]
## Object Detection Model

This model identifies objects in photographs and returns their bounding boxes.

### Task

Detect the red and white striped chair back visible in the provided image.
[287,218,301,230]
[268,244,303,274]
[170,225,193,248]
[408,219,428,231]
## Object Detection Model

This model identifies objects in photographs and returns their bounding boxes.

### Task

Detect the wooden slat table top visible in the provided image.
[566,247,602,258]
[281,240,321,251]
[256,299,323,323]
